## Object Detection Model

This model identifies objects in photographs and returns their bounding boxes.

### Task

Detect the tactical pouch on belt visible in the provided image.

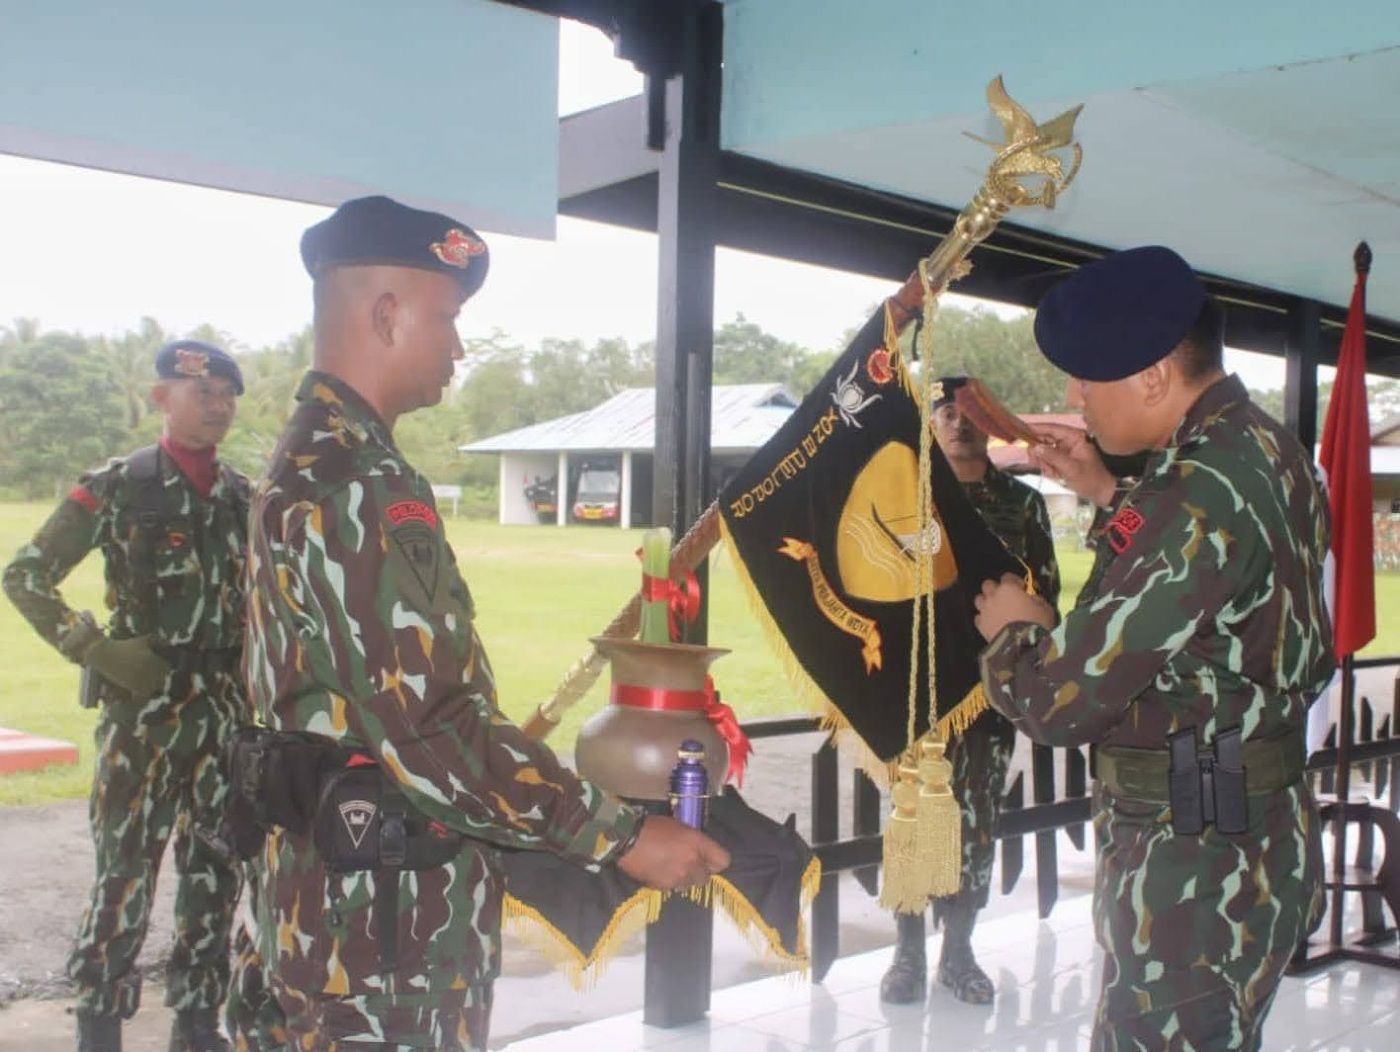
[313,753,465,975]
[313,759,463,873]
[205,726,332,861]
[1168,726,1248,836]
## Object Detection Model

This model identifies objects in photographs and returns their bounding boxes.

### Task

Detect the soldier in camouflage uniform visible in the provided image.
[3,340,250,1052]
[242,196,727,1051]
[974,247,1330,1050]
[881,376,1061,1006]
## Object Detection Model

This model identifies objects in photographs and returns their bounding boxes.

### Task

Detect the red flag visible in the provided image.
[1318,243,1376,658]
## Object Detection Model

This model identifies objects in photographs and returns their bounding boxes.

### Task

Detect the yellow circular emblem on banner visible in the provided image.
[837,442,957,602]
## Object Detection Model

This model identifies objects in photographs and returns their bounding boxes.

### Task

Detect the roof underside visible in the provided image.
[559,0,1400,376]
[0,0,562,237]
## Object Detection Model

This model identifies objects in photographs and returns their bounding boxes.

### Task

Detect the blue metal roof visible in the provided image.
[459,383,796,454]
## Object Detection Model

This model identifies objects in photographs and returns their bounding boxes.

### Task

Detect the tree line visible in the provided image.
[2,308,1382,505]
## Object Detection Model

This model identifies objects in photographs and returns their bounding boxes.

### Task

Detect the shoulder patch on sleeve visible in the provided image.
[66,486,101,514]
[390,522,440,603]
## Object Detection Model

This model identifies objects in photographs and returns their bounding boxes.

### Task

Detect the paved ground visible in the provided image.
[3,731,941,1049]
[3,664,1391,1050]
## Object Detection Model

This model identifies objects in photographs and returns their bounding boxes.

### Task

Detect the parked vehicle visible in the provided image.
[571,462,622,523]
[524,475,557,524]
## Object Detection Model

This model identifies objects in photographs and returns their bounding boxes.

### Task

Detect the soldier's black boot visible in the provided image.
[935,891,994,1005]
[168,1008,231,1052]
[879,908,928,1004]
[75,1010,122,1052]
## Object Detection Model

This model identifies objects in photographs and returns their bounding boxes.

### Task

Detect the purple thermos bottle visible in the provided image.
[669,739,709,830]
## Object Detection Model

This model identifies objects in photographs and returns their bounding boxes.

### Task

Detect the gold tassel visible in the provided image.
[878,758,926,913]
[915,735,961,899]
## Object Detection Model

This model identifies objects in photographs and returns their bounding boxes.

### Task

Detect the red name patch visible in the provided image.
[1105,507,1145,555]
[386,500,438,530]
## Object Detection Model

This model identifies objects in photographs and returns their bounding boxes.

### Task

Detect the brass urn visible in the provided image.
[574,636,730,801]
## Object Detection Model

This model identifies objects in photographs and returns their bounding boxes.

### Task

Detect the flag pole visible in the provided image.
[522,77,1085,741]
[1326,240,1372,951]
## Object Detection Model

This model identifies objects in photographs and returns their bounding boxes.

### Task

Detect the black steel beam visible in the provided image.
[810,739,841,981]
[640,3,722,1026]
[650,3,722,647]
[1000,772,1024,895]
[1031,743,1059,919]
[561,144,1400,377]
[852,770,881,896]
[1285,299,1322,448]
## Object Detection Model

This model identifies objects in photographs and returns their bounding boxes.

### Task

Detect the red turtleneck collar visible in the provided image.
[160,434,218,498]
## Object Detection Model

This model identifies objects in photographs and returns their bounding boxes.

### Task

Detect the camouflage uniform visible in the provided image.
[950,464,1060,901]
[2,447,249,1019]
[980,376,1332,1050]
[244,371,643,1050]
[226,881,288,1052]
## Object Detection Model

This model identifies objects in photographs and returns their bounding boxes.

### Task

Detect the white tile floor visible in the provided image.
[501,895,1399,1051]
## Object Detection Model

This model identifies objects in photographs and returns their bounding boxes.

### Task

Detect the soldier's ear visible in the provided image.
[371,291,398,348]
[150,381,170,410]
[1137,358,1172,408]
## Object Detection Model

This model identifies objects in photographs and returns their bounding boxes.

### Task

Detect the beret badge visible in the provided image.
[430,228,486,269]
[174,349,210,378]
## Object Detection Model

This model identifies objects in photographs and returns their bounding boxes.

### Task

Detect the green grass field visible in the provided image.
[1,502,1396,805]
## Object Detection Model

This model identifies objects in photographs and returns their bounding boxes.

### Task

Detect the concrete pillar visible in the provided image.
[497,457,509,525]
[620,450,634,529]
[556,450,568,527]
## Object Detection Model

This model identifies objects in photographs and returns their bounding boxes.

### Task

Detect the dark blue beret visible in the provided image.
[931,376,968,409]
[1034,246,1205,382]
[300,195,490,298]
[155,339,243,395]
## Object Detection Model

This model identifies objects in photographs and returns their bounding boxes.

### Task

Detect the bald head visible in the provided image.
[311,264,469,426]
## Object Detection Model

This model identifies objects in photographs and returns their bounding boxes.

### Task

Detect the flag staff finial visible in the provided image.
[1354,241,1372,276]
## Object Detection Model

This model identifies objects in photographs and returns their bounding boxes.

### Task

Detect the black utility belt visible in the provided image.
[1094,727,1305,836]
[221,727,463,872]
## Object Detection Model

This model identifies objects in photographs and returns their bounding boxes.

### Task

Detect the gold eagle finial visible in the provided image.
[964,75,1084,209]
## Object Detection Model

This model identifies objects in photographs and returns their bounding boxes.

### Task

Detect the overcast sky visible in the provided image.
[0,20,1294,391]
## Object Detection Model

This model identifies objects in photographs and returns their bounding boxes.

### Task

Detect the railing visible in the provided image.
[639,662,1400,1020]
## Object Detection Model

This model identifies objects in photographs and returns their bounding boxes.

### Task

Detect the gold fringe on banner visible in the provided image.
[934,681,991,741]
[704,856,823,975]
[502,889,662,992]
[503,858,825,989]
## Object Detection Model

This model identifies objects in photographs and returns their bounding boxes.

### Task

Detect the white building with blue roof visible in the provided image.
[459,383,797,527]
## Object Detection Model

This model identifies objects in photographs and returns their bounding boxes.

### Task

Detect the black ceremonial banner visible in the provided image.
[718,309,1021,763]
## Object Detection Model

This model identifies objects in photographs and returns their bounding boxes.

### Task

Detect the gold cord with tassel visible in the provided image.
[878,756,926,912]
[911,259,961,899]
[916,735,960,898]
[878,260,962,910]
